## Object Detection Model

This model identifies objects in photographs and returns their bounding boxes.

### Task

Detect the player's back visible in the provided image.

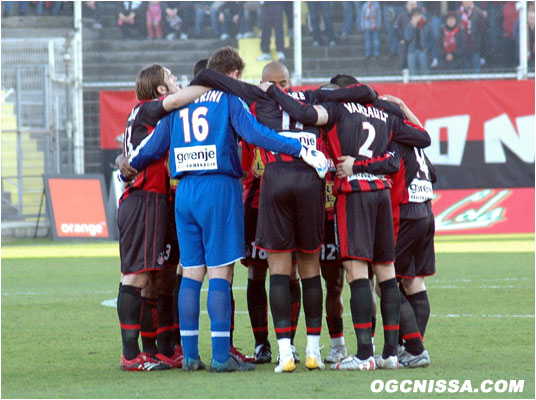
[121,99,170,200]
[166,89,243,180]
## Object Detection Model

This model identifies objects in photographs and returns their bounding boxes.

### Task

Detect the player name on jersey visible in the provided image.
[348,172,386,182]
[193,90,224,104]
[343,102,388,123]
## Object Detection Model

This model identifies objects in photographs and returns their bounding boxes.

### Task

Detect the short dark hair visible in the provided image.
[207,46,245,76]
[330,74,359,88]
[193,59,208,76]
[136,64,166,100]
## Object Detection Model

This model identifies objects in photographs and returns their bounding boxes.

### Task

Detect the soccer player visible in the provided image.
[379,95,435,368]
[116,64,209,371]
[291,77,431,371]
[127,47,328,372]
[191,60,377,372]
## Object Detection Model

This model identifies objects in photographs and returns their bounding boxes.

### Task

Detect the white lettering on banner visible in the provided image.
[174,145,217,172]
[435,189,509,231]
[348,172,385,182]
[408,178,434,203]
[424,115,469,166]
[484,114,535,163]
[278,131,317,148]
[60,223,105,237]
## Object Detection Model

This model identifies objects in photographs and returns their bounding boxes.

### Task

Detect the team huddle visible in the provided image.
[115,45,436,373]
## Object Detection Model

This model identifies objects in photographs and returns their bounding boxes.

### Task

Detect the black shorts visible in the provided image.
[320,216,342,267]
[256,161,325,253]
[335,189,395,264]
[242,206,269,267]
[163,200,180,267]
[118,190,169,275]
[395,203,436,279]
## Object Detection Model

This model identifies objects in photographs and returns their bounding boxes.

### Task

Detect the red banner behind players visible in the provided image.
[432,187,534,235]
[100,90,138,150]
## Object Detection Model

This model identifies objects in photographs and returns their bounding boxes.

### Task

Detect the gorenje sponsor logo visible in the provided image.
[60,223,105,237]
[174,144,218,172]
[279,131,317,148]
[408,178,434,203]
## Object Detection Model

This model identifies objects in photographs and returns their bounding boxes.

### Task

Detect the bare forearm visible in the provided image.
[163,85,210,112]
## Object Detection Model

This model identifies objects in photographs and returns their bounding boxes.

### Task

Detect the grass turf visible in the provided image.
[1,237,534,398]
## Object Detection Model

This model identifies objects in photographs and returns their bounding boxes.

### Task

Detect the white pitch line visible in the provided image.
[98,298,534,319]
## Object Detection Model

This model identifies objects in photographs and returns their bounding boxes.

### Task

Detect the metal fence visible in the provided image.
[1,38,74,222]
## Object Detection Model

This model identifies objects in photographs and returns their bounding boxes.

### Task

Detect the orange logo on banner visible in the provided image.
[48,178,109,238]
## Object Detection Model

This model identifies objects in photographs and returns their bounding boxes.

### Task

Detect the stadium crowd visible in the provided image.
[3,1,534,71]
[112,41,436,373]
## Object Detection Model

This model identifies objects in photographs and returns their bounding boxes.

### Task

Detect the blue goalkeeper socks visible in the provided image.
[207,278,231,363]
[179,277,202,361]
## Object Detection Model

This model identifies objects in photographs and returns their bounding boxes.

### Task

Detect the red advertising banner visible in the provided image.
[100,90,137,150]
[432,187,534,235]
[45,175,111,240]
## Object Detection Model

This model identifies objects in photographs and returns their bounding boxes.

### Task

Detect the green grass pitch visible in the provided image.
[1,236,534,399]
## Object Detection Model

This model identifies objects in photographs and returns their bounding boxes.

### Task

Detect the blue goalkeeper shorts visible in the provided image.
[175,174,245,268]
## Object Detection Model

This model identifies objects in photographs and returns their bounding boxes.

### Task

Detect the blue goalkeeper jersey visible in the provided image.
[129,89,302,179]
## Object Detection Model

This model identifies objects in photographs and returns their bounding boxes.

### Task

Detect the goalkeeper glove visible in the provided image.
[299,145,329,179]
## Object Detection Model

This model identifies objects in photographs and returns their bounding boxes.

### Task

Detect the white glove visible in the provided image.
[299,145,329,179]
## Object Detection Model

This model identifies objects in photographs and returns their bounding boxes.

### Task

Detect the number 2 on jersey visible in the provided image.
[359,121,376,158]
[179,107,210,143]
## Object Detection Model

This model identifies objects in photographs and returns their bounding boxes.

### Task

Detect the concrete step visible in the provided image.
[82,37,232,52]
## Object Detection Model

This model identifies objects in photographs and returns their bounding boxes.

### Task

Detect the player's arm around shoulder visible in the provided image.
[382,95,431,149]
[163,85,210,112]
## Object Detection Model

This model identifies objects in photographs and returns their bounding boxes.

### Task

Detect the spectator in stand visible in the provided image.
[146,2,164,40]
[382,1,405,55]
[217,2,246,40]
[438,12,465,71]
[405,8,433,75]
[210,2,231,40]
[194,1,223,39]
[307,1,337,47]
[422,1,442,68]
[36,1,63,16]
[117,1,146,39]
[499,1,520,68]
[341,1,362,39]
[361,1,382,58]
[162,2,194,40]
[2,1,29,17]
[282,1,293,37]
[257,2,286,61]
[485,1,505,59]
[84,2,102,29]
[459,1,487,73]
[395,1,418,70]
[241,2,259,38]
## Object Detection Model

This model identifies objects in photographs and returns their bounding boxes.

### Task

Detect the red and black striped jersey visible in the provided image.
[389,142,437,212]
[241,140,265,209]
[190,69,377,166]
[322,101,431,194]
[120,97,171,203]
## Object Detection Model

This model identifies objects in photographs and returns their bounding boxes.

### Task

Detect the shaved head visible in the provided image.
[261,61,291,89]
